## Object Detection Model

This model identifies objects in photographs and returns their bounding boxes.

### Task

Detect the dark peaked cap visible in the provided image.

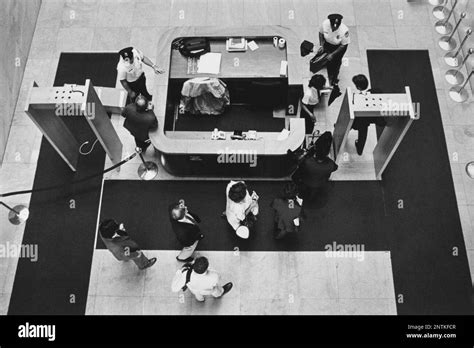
[328,13,343,27]
[118,46,134,59]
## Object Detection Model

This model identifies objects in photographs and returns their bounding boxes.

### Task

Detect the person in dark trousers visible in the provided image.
[121,94,158,152]
[270,182,305,239]
[292,131,338,201]
[351,74,386,155]
[319,14,350,86]
[169,199,204,262]
[99,219,156,270]
[301,74,328,134]
[117,46,164,102]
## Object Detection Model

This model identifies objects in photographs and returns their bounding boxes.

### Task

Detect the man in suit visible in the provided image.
[121,94,158,153]
[351,74,386,155]
[99,219,156,270]
[169,199,204,262]
[293,131,338,201]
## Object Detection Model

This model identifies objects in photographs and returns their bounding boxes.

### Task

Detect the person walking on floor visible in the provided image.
[350,74,386,155]
[270,182,305,239]
[318,14,350,86]
[172,256,233,302]
[169,199,204,262]
[121,94,158,153]
[292,131,338,201]
[301,74,332,135]
[224,180,259,239]
[99,218,156,270]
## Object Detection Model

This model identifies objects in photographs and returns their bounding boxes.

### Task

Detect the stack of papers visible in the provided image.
[247,40,259,51]
[226,38,247,52]
[197,53,222,74]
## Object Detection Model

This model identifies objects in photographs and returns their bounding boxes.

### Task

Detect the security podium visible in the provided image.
[25,79,126,171]
[332,87,417,180]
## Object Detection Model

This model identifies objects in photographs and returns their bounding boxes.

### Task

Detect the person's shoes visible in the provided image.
[222,282,233,296]
[176,256,194,262]
[143,257,157,269]
[355,140,363,156]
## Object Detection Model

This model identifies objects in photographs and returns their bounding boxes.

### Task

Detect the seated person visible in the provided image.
[270,182,304,239]
[301,74,330,135]
[225,181,259,239]
[121,94,158,153]
[351,74,386,155]
[292,131,338,201]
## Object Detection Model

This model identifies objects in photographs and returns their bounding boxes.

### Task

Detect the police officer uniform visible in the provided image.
[319,14,350,85]
[117,46,164,102]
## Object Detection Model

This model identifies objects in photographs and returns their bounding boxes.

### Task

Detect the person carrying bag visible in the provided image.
[309,46,330,74]
[171,262,194,292]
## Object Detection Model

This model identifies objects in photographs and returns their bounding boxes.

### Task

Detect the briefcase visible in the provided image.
[309,47,329,73]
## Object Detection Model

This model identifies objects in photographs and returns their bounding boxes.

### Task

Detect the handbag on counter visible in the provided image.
[177,37,210,58]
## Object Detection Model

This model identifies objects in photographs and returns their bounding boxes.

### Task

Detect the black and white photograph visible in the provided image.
[0,0,473,345]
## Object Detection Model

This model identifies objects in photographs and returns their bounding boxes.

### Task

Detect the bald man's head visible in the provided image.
[135,94,148,112]
[171,206,186,220]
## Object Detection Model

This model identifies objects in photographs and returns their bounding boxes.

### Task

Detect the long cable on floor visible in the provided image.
[0,151,138,198]
[79,139,99,155]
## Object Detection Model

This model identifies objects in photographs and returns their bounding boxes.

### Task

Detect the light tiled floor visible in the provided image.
[0,0,473,315]
[86,250,396,315]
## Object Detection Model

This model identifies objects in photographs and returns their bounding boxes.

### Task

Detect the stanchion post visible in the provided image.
[0,201,29,225]
[433,0,449,19]
[445,48,473,85]
[444,28,472,66]
[435,0,458,35]
[135,147,159,181]
[449,69,473,102]
[439,12,467,51]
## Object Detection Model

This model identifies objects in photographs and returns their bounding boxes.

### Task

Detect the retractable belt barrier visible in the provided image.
[0,152,138,198]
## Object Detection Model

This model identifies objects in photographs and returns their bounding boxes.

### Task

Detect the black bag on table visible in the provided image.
[177,37,210,58]
[310,46,329,73]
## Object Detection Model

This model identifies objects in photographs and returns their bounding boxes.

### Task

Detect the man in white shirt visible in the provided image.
[117,46,165,102]
[186,256,233,302]
[318,14,350,86]
[225,181,259,239]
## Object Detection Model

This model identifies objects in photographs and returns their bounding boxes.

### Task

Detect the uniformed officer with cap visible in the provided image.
[117,46,165,102]
[319,14,350,86]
